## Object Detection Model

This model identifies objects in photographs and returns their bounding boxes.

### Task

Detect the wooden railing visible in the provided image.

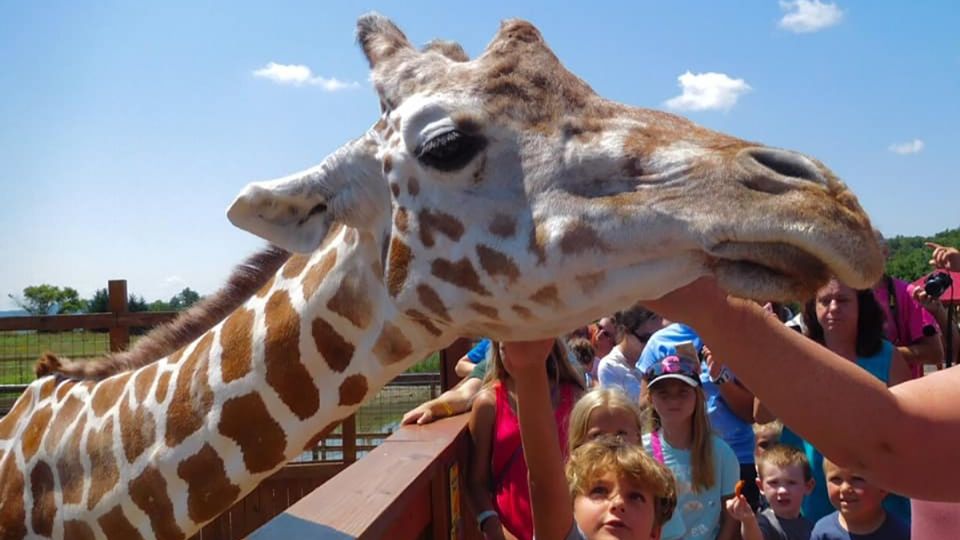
[250,414,481,540]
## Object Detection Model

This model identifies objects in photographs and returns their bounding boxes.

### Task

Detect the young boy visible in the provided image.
[810,457,909,540]
[726,444,815,540]
[753,421,783,462]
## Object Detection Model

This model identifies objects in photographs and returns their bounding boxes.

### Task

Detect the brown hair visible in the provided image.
[482,338,586,392]
[757,444,813,482]
[566,436,676,528]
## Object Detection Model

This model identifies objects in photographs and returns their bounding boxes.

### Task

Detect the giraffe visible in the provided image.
[0,14,883,539]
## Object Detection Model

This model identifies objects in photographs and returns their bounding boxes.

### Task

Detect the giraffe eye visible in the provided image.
[415,130,487,172]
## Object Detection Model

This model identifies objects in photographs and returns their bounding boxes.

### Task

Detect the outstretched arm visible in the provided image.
[927,242,960,271]
[644,277,960,500]
[401,377,483,425]
[503,340,575,540]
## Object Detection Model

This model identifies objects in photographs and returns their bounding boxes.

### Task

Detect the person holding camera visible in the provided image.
[911,242,959,367]
[872,234,943,378]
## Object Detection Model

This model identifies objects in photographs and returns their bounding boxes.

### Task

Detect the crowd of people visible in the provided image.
[401,242,960,540]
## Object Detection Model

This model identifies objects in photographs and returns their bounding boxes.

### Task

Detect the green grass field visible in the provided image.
[0,331,441,385]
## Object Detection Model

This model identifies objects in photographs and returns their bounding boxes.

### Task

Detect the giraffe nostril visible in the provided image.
[740,147,826,185]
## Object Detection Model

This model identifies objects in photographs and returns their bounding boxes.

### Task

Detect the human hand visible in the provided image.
[909,284,946,317]
[501,339,555,377]
[702,345,724,380]
[927,242,960,272]
[641,276,731,328]
[724,494,756,522]
[401,399,454,425]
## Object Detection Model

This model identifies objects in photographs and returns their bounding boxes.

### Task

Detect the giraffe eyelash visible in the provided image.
[415,130,487,172]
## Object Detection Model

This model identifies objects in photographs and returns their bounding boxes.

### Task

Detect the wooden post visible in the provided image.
[342,414,357,464]
[439,338,472,392]
[108,280,129,352]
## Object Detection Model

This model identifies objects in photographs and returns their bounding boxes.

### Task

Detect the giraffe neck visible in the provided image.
[0,226,444,539]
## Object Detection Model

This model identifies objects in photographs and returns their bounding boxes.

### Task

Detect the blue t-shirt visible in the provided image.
[642,432,740,540]
[466,338,492,363]
[780,341,910,526]
[638,324,755,464]
[811,511,909,540]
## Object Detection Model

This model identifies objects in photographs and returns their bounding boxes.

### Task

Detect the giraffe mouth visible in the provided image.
[706,241,831,301]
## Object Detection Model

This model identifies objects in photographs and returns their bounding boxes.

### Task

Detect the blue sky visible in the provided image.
[2,1,957,309]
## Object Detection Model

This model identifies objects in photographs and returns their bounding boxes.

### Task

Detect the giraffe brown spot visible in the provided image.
[312,317,355,373]
[383,154,393,175]
[530,285,562,308]
[219,393,287,474]
[265,290,319,420]
[407,176,420,196]
[489,213,517,238]
[303,249,338,301]
[91,373,132,417]
[130,466,184,540]
[405,309,443,337]
[255,275,275,298]
[57,414,86,505]
[338,375,369,407]
[512,305,535,320]
[281,254,311,279]
[528,223,548,265]
[386,237,413,298]
[303,420,341,451]
[373,116,388,132]
[133,363,158,404]
[119,391,156,463]
[43,395,83,455]
[38,378,56,401]
[0,450,27,540]
[560,222,609,255]
[391,182,400,197]
[469,303,500,320]
[165,332,214,447]
[29,460,56,537]
[373,322,414,365]
[418,209,465,248]
[476,244,521,284]
[177,444,241,525]
[417,284,452,322]
[87,416,119,510]
[0,390,33,439]
[327,270,373,329]
[166,348,184,365]
[98,505,144,540]
[55,380,76,401]
[431,258,491,296]
[155,371,171,403]
[63,520,96,540]
[576,271,606,295]
[344,227,358,245]
[394,206,409,232]
[20,405,52,462]
[220,308,255,383]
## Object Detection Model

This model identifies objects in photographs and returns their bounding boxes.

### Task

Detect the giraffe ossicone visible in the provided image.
[0,14,882,539]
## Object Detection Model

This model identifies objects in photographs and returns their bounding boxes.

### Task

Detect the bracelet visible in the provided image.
[476,510,499,529]
[438,400,455,417]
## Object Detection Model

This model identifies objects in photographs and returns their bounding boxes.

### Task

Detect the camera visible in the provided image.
[924,271,954,300]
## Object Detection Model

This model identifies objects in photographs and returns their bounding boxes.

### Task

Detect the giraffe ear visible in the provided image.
[227,169,335,254]
[357,13,414,68]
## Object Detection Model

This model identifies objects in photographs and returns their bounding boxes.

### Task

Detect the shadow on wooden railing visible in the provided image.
[250,414,481,540]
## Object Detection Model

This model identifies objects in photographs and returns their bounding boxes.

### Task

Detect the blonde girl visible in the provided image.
[468,339,585,540]
[568,387,647,450]
[642,349,740,540]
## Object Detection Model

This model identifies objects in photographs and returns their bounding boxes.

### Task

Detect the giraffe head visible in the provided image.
[228,14,882,340]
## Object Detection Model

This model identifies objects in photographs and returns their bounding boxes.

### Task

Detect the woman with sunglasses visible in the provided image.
[596,305,662,403]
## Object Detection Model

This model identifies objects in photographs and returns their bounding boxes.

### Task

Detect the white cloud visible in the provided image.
[888,139,924,155]
[778,0,844,33]
[664,71,752,112]
[252,62,360,91]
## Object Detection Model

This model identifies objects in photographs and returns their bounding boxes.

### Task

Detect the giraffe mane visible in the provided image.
[35,245,292,381]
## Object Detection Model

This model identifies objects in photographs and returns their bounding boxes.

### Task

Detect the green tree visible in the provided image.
[169,287,201,310]
[148,299,172,311]
[886,227,960,282]
[87,289,151,313]
[9,284,85,315]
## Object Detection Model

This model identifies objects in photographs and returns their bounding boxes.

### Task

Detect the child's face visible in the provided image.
[824,464,887,522]
[649,380,696,425]
[758,464,813,519]
[586,408,642,444]
[753,430,779,460]
[574,471,658,540]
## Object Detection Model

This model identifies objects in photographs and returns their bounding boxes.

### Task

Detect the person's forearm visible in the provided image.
[717,380,755,422]
[740,518,763,540]
[684,298,939,495]
[897,336,943,366]
[716,512,739,540]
